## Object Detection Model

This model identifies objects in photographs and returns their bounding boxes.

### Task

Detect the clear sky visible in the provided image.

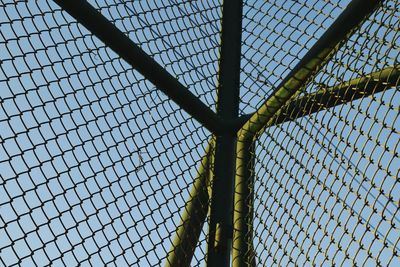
[0,0,399,266]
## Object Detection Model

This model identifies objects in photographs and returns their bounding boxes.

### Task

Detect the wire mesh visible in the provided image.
[240,0,351,115]
[0,0,218,266]
[89,0,222,111]
[1,0,399,266]
[247,1,400,266]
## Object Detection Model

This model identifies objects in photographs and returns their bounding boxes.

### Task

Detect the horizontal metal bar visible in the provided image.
[238,0,382,140]
[166,141,214,267]
[273,67,399,125]
[53,0,224,134]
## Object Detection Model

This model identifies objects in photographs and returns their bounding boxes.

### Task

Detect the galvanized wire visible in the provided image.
[240,0,351,114]
[0,0,220,266]
[1,0,399,266]
[89,0,222,111]
[247,1,400,266]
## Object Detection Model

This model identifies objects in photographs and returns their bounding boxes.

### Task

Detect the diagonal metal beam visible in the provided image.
[229,65,398,132]
[53,0,224,134]
[231,63,399,263]
[238,0,382,140]
[232,1,383,265]
[273,67,399,125]
[166,141,214,267]
[236,67,399,128]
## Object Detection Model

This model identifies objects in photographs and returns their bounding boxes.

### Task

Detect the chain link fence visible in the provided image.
[0,0,399,266]
[0,0,220,266]
[243,0,399,266]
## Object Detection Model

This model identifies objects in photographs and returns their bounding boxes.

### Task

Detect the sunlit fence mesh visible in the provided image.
[0,0,399,266]
[240,0,351,114]
[245,1,400,266]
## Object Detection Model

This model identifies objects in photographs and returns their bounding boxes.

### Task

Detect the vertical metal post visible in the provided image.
[232,138,256,266]
[207,0,243,266]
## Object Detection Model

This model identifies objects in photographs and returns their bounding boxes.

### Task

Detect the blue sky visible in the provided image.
[248,0,399,265]
[0,0,217,265]
[0,0,399,266]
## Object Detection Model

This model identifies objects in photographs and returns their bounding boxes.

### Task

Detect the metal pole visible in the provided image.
[231,3,383,266]
[53,0,224,135]
[237,67,399,129]
[229,68,398,266]
[166,142,214,267]
[232,138,256,267]
[207,0,243,266]
[272,67,400,125]
[234,66,399,132]
[239,0,382,140]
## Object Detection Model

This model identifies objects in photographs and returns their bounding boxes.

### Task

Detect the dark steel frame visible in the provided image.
[206,0,243,266]
[52,0,393,266]
[52,0,224,135]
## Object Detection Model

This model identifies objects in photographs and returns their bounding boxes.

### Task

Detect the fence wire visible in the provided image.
[246,0,400,266]
[240,0,351,115]
[89,0,222,111]
[0,0,220,266]
[1,0,399,266]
